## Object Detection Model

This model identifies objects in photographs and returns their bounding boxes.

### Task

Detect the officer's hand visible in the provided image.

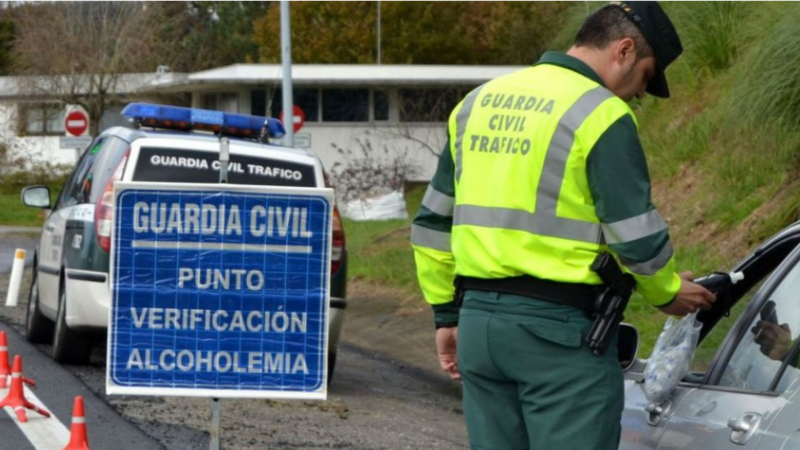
[435,326,461,381]
[752,321,792,361]
[659,272,716,316]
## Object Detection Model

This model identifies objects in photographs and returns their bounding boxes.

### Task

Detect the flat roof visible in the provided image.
[144,64,526,92]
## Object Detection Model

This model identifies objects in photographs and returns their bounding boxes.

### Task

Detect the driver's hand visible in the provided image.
[752,321,792,361]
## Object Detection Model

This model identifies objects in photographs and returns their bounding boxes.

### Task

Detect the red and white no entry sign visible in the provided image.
[64,110,89,136]
[279,105,306,133]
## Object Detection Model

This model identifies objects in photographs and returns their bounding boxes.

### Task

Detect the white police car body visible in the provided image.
[21,104,348,379]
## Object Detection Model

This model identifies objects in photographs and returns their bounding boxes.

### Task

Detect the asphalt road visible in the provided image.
[0,322,167,450]
[0,227,38,274]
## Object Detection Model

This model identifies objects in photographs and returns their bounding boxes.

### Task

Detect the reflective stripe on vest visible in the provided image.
[453,86,614,244]
[620,240,674,275]
[421,185,455,217]
[411,224,451,252]
[454,86,485,183]
[602,209,668,244]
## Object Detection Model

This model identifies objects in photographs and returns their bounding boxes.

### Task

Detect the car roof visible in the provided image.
[100,126,314,159]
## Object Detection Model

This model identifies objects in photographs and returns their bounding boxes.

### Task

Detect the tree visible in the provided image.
[254,1,378,64]
[252,1,571,65]
[11,2,174,135]
[168,1,271,72]
[0,18,14,75]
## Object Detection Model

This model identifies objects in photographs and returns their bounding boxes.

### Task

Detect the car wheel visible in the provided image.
[25,268,54,343]
[327,351,337,385]
[52,284,92,364]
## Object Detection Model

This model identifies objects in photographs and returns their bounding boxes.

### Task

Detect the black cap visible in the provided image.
[612,1,683,98]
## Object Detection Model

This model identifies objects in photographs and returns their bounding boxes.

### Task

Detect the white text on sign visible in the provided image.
[133,203,313,238]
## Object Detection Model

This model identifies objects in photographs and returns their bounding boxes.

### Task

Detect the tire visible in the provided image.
[25,268,55,344]
[52,284,92,364]
[327,351,337,385]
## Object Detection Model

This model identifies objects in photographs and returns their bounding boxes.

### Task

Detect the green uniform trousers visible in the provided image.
[457,290,624,450]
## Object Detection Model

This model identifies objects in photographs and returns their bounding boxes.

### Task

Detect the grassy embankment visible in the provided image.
[346,2,800,360]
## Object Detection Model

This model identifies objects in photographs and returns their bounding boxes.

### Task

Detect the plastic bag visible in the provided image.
[643,312,702,404]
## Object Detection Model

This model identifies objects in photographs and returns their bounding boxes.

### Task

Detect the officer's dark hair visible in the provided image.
[574,5,654,61]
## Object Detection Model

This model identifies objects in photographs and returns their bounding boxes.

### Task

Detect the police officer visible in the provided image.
[411,2,717,449]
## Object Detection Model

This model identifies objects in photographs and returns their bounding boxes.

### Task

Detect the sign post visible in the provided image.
[108,183,333,401]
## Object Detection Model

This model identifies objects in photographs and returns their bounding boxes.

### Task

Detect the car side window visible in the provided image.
[54,138,105,208]
[718,257,800,392]
[86,136,129,203]
[690,279,765,374]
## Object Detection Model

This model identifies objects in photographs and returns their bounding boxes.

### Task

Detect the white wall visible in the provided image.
[283,122,445,182]
[0,103,80,171]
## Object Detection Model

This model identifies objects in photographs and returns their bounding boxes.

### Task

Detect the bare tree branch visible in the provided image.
[11,2,177,135]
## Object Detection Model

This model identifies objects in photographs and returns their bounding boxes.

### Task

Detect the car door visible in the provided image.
[36,138,104,317]
[653,245,800,450]
[620,226,800,450]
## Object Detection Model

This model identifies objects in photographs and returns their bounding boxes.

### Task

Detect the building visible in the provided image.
[0,64,524,181]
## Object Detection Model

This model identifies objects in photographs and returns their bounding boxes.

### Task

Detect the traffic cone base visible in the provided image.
[0,356,50,423]
[62,395,90,450]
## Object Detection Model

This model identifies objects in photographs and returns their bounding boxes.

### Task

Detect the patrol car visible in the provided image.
[619,221,800,449]
[20,103,348,380]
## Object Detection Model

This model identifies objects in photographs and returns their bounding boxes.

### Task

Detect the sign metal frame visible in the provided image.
[107,181,333,400]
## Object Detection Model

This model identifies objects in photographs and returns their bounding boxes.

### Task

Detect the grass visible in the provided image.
[0,192,47,226]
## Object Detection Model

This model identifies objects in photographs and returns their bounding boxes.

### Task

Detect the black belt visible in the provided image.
[457,275,601,313]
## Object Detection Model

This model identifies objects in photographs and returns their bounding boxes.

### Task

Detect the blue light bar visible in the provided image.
[121,103,286,140]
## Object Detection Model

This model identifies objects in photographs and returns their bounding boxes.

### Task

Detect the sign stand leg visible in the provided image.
[210,398,221,450]
[209,137,230,450]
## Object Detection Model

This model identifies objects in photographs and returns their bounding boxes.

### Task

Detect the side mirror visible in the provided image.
[21,185,51,209]
[618,322,640,371]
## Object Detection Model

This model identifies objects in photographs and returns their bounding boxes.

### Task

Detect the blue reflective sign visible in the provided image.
[108,183,331,398]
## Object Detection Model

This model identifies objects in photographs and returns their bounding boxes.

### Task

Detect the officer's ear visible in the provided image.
[612,37,638,67]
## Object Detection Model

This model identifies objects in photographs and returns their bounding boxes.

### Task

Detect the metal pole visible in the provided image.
[219,137,230,184]
[209,137,229,450]
[377,1,381,64]
[210,398,221,450]
[280,0,294,147]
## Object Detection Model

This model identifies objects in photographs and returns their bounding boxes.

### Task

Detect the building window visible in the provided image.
[18,103,63,136]
[201,92,239,112]
[269,88,320,122]
[322,89,369,122]
[251,90,267,116]
[399,89,461,122]
[374,90,389,121]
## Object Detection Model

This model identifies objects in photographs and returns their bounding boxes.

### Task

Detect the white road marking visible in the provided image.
[1,385,70,450]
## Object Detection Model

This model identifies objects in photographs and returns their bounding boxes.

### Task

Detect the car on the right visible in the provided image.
[620,221,800,450]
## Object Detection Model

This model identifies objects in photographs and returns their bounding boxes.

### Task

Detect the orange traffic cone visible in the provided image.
[62,396,90,450]
[0,355,50,422]
[0,331,9,389]
[0,331,36,389]
[0,331,37,389]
